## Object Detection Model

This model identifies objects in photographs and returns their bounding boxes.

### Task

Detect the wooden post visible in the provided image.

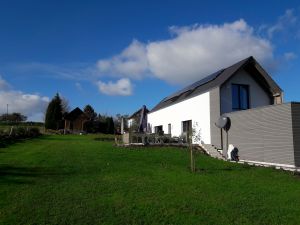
[189,122,198,173]
[226,130,228,157]
[64,120,67,134]
[190,135,195,173]
[9,126,14,136]
[190,145,194,172]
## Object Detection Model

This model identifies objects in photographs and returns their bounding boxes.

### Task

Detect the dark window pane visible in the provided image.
[182,121,187,132]
[232,84,239,109]
[182,120,191,133]
[232,84,249,111]
[155,125,163,133]
[240,86,249,109]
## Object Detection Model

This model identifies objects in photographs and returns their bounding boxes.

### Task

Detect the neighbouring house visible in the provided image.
[147,56,300,169]
[127,105,149,132]
[64,107,89,133]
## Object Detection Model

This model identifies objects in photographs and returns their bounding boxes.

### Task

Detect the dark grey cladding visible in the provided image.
[150,56,282,113]
[292,102,300,166]
[221,103,300,167]
[210,88,222,150]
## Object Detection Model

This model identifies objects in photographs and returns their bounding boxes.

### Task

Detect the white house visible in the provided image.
[148,56,283,145]
[136,56,300,169]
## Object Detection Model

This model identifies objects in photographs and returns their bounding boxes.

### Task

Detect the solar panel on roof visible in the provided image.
[162,68,225,102]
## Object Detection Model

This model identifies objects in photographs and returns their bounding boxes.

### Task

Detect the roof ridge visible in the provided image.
[149,56,263,113]
[153,57,252,106]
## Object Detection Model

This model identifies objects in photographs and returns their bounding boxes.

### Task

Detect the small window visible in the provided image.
[168,123,171,135]
[182,120,192,143]
[232,84,249,111]
[154,125,163,134]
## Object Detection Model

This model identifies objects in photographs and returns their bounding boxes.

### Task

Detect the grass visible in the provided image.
[1,135,300,225]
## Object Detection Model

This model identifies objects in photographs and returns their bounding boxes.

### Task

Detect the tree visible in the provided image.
[0,112,27,122]
[11,113,27,122]
[45,93,63,130]
[83,105,97,121]
[106,117,115,134]
[189,122,202,173]
[61,97,70,114]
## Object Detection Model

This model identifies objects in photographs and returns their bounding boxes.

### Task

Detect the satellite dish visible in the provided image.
[215,116,231,131]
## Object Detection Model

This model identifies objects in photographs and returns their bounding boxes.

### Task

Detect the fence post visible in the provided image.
[9,126,14,136]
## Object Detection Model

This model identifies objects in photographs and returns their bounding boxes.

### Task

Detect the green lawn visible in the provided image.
[1,135,300,225]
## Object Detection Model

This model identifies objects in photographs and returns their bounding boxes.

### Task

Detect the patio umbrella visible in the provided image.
[138,105,148,133]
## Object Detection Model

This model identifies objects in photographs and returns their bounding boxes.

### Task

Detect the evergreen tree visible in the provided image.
[106,117,115,134]
[45,93,63,130]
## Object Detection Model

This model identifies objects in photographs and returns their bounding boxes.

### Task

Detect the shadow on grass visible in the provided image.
[39,135,87,141]
[0,164,73,185]
[0,135,78,150]
[0,139,26,148]
[193,165,253,174]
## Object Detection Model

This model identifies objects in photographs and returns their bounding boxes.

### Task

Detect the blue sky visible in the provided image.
[0,0,300,121]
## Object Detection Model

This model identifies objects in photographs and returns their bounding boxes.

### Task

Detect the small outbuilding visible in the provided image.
[64,107,88,133]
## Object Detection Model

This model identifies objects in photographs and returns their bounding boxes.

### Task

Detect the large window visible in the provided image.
[232,84,249,111]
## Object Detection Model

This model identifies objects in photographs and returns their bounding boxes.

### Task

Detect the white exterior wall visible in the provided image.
[127,118,134,128]
[148,92,211,144]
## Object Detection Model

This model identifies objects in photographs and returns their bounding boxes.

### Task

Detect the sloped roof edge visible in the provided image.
[64,107,88,120]
[150,56,282,113]
[128,105,149,119]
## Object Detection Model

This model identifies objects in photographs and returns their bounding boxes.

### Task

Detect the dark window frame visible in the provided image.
[232,84,250,111]
[154,125,163,134]
[182,120,192,143]
[182,120,192,133]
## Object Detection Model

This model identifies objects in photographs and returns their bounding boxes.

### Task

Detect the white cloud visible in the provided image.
[284,52,297,61]
[97,19,274,84]
[75,82,83,91]
[267,9,297,38]
[97,78,133,96]
[97,40,148,79]
[2,62,98,81]
[0,77,49,121]
[147,19,273,84]
[0,76,11,90]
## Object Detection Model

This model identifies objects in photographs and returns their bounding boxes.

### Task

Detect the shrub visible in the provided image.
[0,126,42,148]
[0,129,5,136]
[15,127,27,138]
[28,127,41,137]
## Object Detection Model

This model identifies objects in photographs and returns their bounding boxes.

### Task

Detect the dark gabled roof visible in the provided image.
[128,105,149,119]
[150,56,282,113]
[64,107,87,121]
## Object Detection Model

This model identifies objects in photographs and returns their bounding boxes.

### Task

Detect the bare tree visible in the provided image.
[61,97,70,114]
[84,105,97,121]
